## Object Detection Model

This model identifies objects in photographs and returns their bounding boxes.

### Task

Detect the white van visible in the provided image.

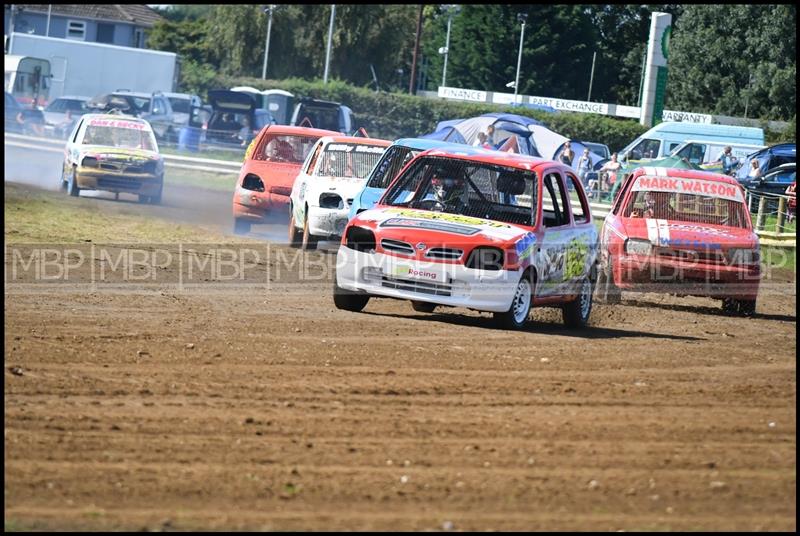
[670,140,766,167]
[618,122,765,163]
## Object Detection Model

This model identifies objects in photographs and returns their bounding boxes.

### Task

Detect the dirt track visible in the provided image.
[4,173,797,530]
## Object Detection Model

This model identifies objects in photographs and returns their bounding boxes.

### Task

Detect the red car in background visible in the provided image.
[233,125,339,234]
[597,167,761,315]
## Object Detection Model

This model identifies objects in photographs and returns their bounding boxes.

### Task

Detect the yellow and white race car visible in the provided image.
[61,113,165,204]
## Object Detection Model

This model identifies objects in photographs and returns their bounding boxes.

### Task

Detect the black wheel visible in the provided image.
[149,180,163,205]
[60,164,68,190]
[301,208,318,251]
[411,301,436,313]
[288,206,302,248]
[234,217,251,234]
[596,260,621,304]
[737,299,756,317]
[493,273,533,330]
[138,194,150,204]
[333,270,370,312]
[563,277,594,328]
[67,166,81,197]
[721,297,738,314]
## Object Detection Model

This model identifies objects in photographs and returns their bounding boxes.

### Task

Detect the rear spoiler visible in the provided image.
[351,127,369,138]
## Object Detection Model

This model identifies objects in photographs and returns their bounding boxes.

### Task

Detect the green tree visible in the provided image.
[667,4,795,120]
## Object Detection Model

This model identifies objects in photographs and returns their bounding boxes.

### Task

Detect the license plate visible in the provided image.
[393,265,443,282]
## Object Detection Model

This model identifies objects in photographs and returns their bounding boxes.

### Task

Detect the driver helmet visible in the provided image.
[431,173,464,204]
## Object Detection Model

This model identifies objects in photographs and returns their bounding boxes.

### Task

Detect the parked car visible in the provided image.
[334,150,600,329]
[5,91,45,135]
[597,166,760,315]
[348,139,496,220]
[41,95,90,139]
[232,124,340,234]
[734,143,796,183]
[60,113,164,204]
[582,141,611,160]
[87,91,175,141]
[163,92,202,130]
[741,163,796,212]
[669,139,765,172]
[290,97,354,134]
[204,89,275,147]
[288,135,391,249]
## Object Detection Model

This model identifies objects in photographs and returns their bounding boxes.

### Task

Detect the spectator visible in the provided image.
[597,152,622,196]
[786,181,796,223]
[486,124,496,147]
[747,159,762,180]
[473,131,488,147]
[715,146,739,175]
[559,141,575,167]
[237,116,251,146]
[576,148,592,187]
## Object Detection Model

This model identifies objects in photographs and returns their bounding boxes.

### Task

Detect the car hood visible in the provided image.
[77,145,161,161]
[621,218,758,250]
[353,206,533,247]
[308,175,369,201]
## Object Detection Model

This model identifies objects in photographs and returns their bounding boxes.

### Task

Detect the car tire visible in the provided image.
[736,299,757,317]
[234,218,251,235]
[301,208,318,251]
[596,260,621,304]
[60,164,68,190]
[149,180,163,205]
[493,272,533,330]
[333,269,370,312]
[138,194,150,204]
[562,277,594,328]
[67,166,81,197]
[288,206,302,248]
[411,301,436,313]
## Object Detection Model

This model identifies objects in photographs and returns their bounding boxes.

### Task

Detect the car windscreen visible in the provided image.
[168,97,191,114]
[82,122,157,152]
[315,143,386,179]
[623,175,749,228]
[261,134,319,164]
[366,145,420,189]
[130,96,151,113]
[382,156,537,227]
[296,105,339,132]
[47,99,88,113]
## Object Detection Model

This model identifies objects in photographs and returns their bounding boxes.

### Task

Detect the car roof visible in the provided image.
[80,113,151,126]
[633,166,742,185]
[53,95,91,101]
[414,147,557,171]
[321,135,392,146]
[261,125,339,137]
[163,92,198,99]
[392,138,468,151]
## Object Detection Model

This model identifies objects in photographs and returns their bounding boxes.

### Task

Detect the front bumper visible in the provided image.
[308,206,351,238]
[76,168,162,196]
[336,247,522,313]
[614,254,761,300]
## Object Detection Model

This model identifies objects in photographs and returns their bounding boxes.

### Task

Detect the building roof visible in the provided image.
[15,4,164,28]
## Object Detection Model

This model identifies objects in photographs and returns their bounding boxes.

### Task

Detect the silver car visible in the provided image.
[41,95,90,139]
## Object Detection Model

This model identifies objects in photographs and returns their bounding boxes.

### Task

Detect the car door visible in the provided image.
[536,168,578,297]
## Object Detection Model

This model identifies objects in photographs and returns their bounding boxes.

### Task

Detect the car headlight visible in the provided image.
[344,225,376,252]
[319,192,343,209]
[81,156,99,168]
[727,248,760,265]
[625,238,652,256]
[465,247,504,271]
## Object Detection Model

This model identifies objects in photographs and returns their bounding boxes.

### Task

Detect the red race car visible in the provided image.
[232,125,338,234]
[597,166,761,315]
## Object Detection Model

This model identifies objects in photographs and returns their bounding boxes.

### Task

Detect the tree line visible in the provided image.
[148,4,795,122]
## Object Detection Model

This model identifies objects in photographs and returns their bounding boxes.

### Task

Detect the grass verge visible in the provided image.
[165,166,238,192]
[4,183,251,244]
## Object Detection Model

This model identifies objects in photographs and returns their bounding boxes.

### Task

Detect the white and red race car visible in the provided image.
[334,149,599,329]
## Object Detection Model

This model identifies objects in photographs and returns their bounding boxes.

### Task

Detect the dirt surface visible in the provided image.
[4,157,798,531]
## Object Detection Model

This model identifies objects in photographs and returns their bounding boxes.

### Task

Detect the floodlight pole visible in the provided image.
[513,13,527,105]
[323,4,336,83]
[261,5,275,80]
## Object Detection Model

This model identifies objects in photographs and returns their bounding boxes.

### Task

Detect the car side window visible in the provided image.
[565,172,590,224]
[305,143,323,175]
[541,171,571,227]
[611,173,634,214]
[71,119,85,143]
[630,138,661,160]
[152,98,163,115]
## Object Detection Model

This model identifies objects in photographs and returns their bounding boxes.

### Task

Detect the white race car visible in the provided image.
[334,149,600,330]
[288,135,390,249]
[61,113,164,203]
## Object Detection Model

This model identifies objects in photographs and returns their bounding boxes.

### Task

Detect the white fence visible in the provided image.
[4,133,242,175]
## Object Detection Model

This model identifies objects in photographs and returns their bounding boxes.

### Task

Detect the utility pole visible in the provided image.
[261,5,275,80]
[409,4,423,95]
[587,51,597,101]
[513,12,528,105]
[323,4,336,83]
[46,5,52,37]
[8,4,17,54]
[636,48,646,106]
